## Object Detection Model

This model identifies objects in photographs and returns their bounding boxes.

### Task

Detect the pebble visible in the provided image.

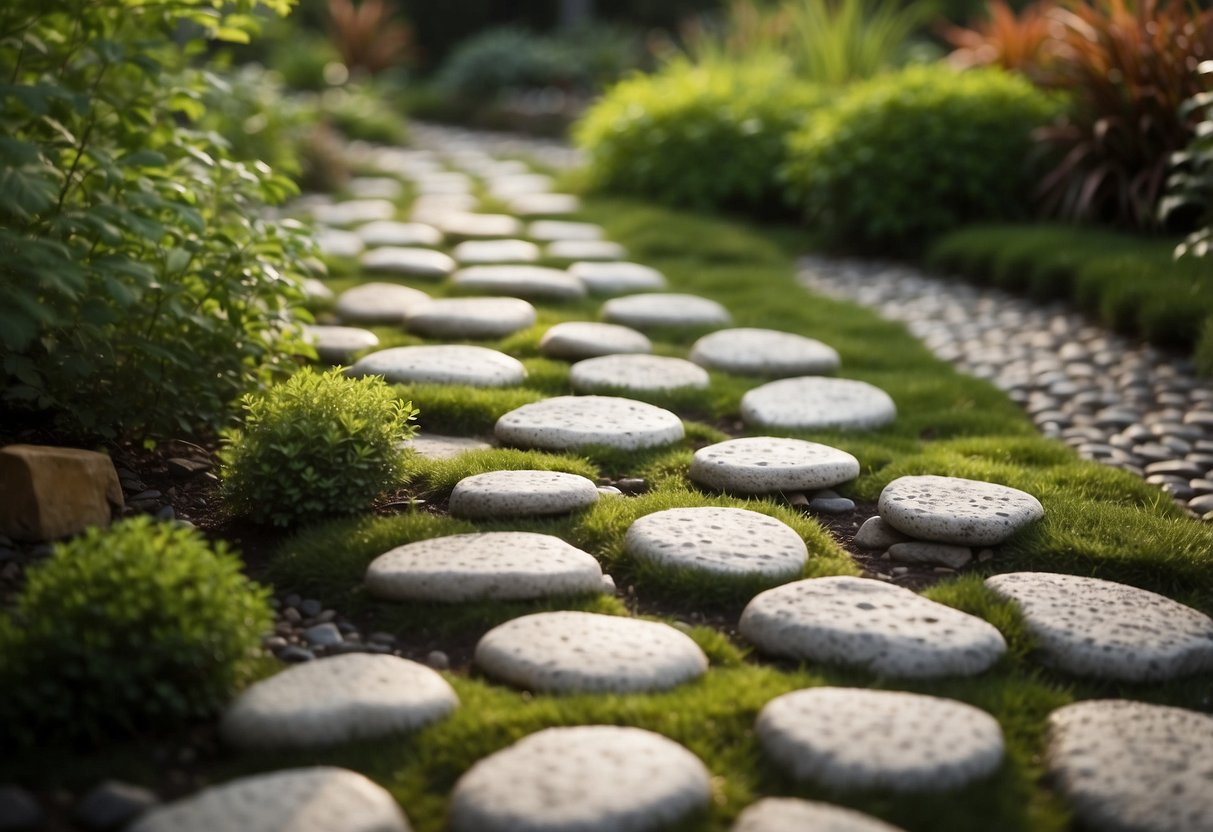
[348,345,527,388]
[690,328,841,377]
[601,293,731,329]
[538,321,653,360]
[625,506,808,579]
[689,436,859,494]
[73,781,158,831]
[359,246,455,278]
[807,496,856,514]
[879,475,1044,547]
[568,261,667,294]
[279,646,315,663]
[426,650,450,670]
[741,377,897,432]
[495,395,684,451]
[853,516,912,550]
[570,354,710,393]
[451,265,587,301]
[303,623,342,647]
[887,541,973,569]
[404,297,536,339]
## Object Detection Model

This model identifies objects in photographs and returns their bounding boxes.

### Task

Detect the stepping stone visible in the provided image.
[128,767,409,832]
[569,261,667,295]
[756,687,1005,791]
[302,277,333,302]
[302,325,380,364]
[527,220,604,242]
[690,328,841,377]
[450,726,710,832]
[1046,700,1213,832]
[732,798,906,832]
[315,228,365,259]
[410,193,477,224]
[538,321,653,360]
[741,377,896,431]
[414,172,473,195]
[570,354,709,394]
[356,220,443,248]
[449,470,599,518]
[486,173,554,198]
[474,611,708,693]
[689,436,859,494]
[452,239,540,264]
[985,572,1213,681]
[740,576,1007,678]
[347,176,404,200]
[365,532,604,602]
[335,282,431,325]
[879,475,1044,546]
[496,395,684,451]
[405,297,536,339]
[349,345,525,388]
[312,199,396,226]
[401,434,492,460]
[438,213,522,239]
[625,506,807,579]
[602,293,731,330]
[452,265,586,301]
[360,247,455,278]
[220,654,457,749]
[547,240,627,261]
[508,192,580,216]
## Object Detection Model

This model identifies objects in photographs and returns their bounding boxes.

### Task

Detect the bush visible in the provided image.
[220,368,418,526]
[1161,63,1213,259]
[781,65,1060,251]
[0,517,271,746]
[576,59,824,213]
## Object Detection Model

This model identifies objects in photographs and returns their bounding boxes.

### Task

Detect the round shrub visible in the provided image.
[781,65,1062,252]
[575,59,825,213]
[0,517,271,746]
[220,367,418,527]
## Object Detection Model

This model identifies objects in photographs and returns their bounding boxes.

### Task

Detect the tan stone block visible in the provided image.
[0,444,123,541]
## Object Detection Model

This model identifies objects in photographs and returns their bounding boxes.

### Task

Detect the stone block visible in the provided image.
[0,445,123,541]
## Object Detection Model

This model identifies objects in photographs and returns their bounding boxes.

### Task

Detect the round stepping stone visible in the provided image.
[475,611,708,693]
[1046,700,1213,832]
[302,277,333,302]
[349,345,525,388]
[985,572,1213,681]
[757,687,1005,791]
[879,475,1044,546]
[414,172,473,195]
[547,240,627,261]
[405,297,536,339]
[732,798,906,832]
[360,247,455,278]
[438,213,522,239]
[450,726,711,832]
[335,282,431,325]
[741,377,896,431]
[527,220,604,242]
[496,395,684,451]
[401,434,492,460]
[356,220,442,248]
[690,328,841,377]
[449,470,599,518]
[486,173,554,198]
[410,193,477,224]
[570,354,709,394]
[538,321,653,361]
[508,192,580,216]
[452,239,540,264]
[452,265,586,301]
[366,532,604,602]
[689,436,859,494]
[128,767,409,832]
[602,293,731,330]
[312,198,396,226]
[740,576,1007,678]
[625,506,807,579]
[303,325,379,364]
[220,654,457,749]
[347,176,404,200]
[315,227,365,259]
[569,261,667,295]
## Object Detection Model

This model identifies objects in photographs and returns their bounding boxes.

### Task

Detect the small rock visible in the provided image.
[166,458,210,478]
[786,492,809,507]
[888,541,973,570]
[282,607,302,624]
[263,636,288,651]
[368,632,396,647]
[977,549,995,563]
[597,486,623,497]
[73,781,158,831]
[615,478,647,495]
[807,496,855,514]
[1188,493,1213,515]
[278,646,315,663]
[154,505,175,522]
[601,574,617,594]
[426,650,450,671]
[303,623,343,647]
[853,517,911,551]
[0,784,43,832]
[300,599,323,618]
[284,592,302,608]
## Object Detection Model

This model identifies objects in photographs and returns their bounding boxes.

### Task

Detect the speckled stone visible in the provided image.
[452,265,586,301]
[315,228,365,259]
[546,240,628,261]
[741,377,896,431]
[570,354,710,394]
[887,541,973,569]
[451,239,540,264]
[312,199,397,226]
[128,767,410,832]
[335,282,431,324]
[449,470,599,518]
[602,293,731,330]
[853,516,911,550]
[740,576,1006,677]
[438,213,523,239]
[366,532,604,602]
[220,654,456,749]
[985,572,1213,681]
[400,434,492,460]
[757,687,1005,791]
[496,395,684,451]
[625,506,807,579]
[486,173,554,199]
[568,261,667,295]
[475,611,708,693]
[404,297,536,339]
[878,476,1044,546]
[360,247,455,278]
[689,437,859,494]
[538,321,653,360]
[507,192,581,216]
[303,325,380,364]
[731,798,906,832]
[1047,700,1213,832]
[527,220,605,242]
[356,221,443,248]
[690,328,841,377]
[348,345,525,387]
[450,726,711,832]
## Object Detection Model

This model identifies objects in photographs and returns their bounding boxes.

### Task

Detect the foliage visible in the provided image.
[319,84,410,144]
[0,517,271,746]
[575,59,824,212]
[0,0,315,439]
[1160,62,1213,259]
[200,64,314,176]
[941,0,1057,82]
[782,65,1060,251]
[327,0,415,77]
[220,367,418,526]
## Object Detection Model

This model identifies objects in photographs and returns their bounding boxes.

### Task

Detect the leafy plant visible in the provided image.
[941,0,1058,82]
[435,27,586,100]
[220,367,419,527]
[1160,61,1213,258]
[320,83,410,144]
[327,0,415,77]
[0,517,271,746]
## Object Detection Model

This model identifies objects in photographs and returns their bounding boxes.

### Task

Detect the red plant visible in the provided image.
[941,0,1059,82]
[327,0,415,76]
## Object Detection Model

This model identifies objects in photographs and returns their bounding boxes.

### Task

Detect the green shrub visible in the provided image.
[220,368,418,526]
[0,517,271,746]
[320,84,410,144]
[1161,63,1213,259]
[576,59,824,212]
[437,27,586,99]
[781,65,1060,251]
[201,64,316,177]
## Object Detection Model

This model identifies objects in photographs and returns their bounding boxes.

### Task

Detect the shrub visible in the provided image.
[576,59,824,213]
[781,65,1060,251]
[1161,62,1213,259]
[320,84,410,144]
[941,0,1057,82]
[437,27,585,100]
[220,368,418,526]
[0,517,271,746]
[327,0,415,77]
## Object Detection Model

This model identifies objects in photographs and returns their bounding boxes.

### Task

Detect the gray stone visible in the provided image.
[546,240,627,261]
[486,173,554,199]
[888,541,973,569]
[808,496,855,514]
[853,517,911,550]
[335,282,431,325]
[1144,459,1204,479]
[312,199,396,226]
[602,293,731,329]
[348,345,526,388]
[400,434,493,460]
[449,470,599,518]
[452,265,586,301]
[438,212,522,239]
[405,297,536,340]
[1188,493,1213,514]
[409,193,477,224]
[303,325,379,364]
[731,798,906,832]
[690,328,841,377]
[496,395,684,451]
[526,220,604,242]
[625,506,807,579]
[689,437,859,495]
[741,377,897,432]
[414,172,473,195]
[878,475,1043,546]
[451,239,540,264]
[74,781,158,831]
[356,221,442,248]
[538,321,652,360]
[359,247,455,279]
[507,193,580,216]
[304,623,342,647]
[316,228,365,259]
[279,646,315,663]
[347,177,404,200]
[568,261,667,295]
[0,785,43,832]
[570,354,709,394]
